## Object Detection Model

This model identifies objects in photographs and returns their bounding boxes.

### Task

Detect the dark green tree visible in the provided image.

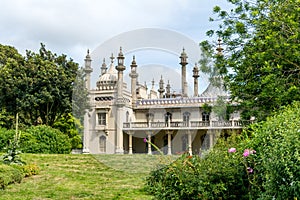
[200,0,300,121]
[0,43,87,127]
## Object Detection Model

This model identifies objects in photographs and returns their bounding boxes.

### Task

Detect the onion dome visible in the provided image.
[96,54,118,90]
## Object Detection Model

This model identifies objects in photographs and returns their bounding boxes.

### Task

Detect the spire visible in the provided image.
[192,63,199,78]
[166,80,171,98]
[116,47,125,71]
[84,49,92,73]
[179,48,188,97]
[158,75,165,98]
[193,63,200,97]
[151,78,155,90]
[216,38,224,56]
[180,47,188,64]
[110,53,115,64]
[100,58,107,75]
[129,55,138,108]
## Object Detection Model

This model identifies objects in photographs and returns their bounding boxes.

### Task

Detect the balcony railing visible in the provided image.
[123,120,251,129]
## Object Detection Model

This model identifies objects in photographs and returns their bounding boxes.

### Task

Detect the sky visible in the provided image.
[0,0,231,94]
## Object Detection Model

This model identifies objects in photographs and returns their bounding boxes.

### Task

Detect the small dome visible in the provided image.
[96,62,118,90]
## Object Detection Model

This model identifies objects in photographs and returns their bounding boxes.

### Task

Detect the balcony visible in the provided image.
[123,120,251,131]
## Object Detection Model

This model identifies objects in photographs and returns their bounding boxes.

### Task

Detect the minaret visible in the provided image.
[192,63,200,97]
[115,47,126,154]
[166,80,171,98]
[216,38,224,56]
[129,56,138,108]
[83,49,93,90]
[83,49,92,154]
[100,58,107,75]
[180,48,188,97]
[158,75,165,98]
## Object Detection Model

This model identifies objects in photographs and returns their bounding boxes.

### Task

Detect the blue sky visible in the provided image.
[0,0,231,95]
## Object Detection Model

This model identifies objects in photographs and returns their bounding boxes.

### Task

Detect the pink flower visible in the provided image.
[243,149,250,157]
[228,148,236,153]
[247,167,253,173]
[143,138,147,143]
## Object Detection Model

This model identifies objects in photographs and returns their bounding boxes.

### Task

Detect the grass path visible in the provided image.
[0,154,177,200]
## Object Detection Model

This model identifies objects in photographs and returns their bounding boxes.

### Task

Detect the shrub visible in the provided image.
[21,125,72,154]
[245,101,300,199]
[0,128,14,151]
[145,101,300,199]
[12,164,40,178]
[145,134,252,199]
[0,164,23,189]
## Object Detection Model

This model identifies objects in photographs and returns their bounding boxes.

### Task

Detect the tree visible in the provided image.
[200,0,300,121]
[0,43,86,127]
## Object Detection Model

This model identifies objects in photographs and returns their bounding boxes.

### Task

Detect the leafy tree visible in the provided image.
[200,0,300,121]
[0,43,88,127]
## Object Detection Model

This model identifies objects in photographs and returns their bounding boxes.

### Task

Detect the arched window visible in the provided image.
[99,135,106,153]
[181,134,188,151]
[202,112,210,122]
[183,112,190,127]
[126,111,129,123]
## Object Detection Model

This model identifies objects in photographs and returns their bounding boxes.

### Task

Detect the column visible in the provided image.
[128,131,133,155]
[167,131,173,155]
[187,131,192,155]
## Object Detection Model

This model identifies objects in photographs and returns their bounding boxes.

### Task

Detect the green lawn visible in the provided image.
[0,154,177,200]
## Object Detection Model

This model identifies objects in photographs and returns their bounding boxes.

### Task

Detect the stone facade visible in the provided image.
[82,48,247,155]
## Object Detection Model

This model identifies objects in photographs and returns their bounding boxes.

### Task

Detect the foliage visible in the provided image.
[53,113,83,149]
[244,101,300,199]
[11,164,40,178]
[0,43,87,127]
[72,67,90,126]
[0,164,23,190]
[146,102,300,199]
[1,132,25,166]
[145,134,253,199]
[21,125,72,154]
[0,128,14,151]
[201,0,300,121]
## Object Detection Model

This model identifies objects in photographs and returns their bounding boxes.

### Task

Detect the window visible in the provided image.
[183,112,190,127]
[98,113,106,125]
[126,111,129,123]
[202,112,210,122]
[146,113,154,123]
[99,135,106,153]
[181,134,188,151]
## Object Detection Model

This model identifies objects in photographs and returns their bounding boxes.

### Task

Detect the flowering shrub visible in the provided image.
[145,102,300,199]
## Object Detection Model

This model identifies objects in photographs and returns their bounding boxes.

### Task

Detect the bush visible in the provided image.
[0,164,23,189]
[0,128,14,151]
[145,134,251,199]
[12,164,40,178]
[145,101,300,199]
[245,101,300,199]
[21,125,72,154]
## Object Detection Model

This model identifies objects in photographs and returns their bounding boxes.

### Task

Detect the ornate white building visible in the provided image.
[82,47,246,155]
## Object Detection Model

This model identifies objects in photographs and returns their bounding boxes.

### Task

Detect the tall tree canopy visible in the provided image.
[0,43,88,127]
[200,0,300,121]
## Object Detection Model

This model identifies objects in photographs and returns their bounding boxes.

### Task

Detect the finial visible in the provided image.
[118,46,124,57]
[216,38,224,56]
[87,49,90,54]
[103,58,106,64]
[110,53,114,63]
[151,78,155,89]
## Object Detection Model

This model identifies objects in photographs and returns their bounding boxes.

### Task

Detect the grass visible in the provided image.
[0,153,178,200]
